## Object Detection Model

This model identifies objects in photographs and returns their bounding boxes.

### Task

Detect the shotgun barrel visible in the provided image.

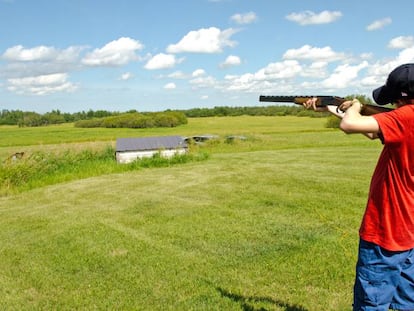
[259,95,393,115]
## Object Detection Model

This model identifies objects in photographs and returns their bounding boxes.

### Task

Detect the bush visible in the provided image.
[74,118,103,128]
[325,115,341,128]
[74,111,187,129]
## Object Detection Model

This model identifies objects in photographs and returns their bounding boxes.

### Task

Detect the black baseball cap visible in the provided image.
[373,63,414,105]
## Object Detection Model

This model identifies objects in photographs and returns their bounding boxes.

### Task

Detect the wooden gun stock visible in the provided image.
[259,95,393,116]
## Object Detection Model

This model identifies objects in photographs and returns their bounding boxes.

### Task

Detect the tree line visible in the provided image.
[0,109,118,126]
[0,95,375,128]
[0,105,324,127]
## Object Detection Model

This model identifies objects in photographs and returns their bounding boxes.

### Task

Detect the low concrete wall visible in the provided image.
[116,148,187,164]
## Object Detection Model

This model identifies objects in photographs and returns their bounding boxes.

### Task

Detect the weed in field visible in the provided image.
[0,146,209,196]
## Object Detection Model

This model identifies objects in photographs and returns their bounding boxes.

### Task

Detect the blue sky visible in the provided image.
[0,0,413,113]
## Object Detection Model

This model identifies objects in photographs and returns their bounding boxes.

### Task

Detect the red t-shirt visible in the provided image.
[360,105,414,251]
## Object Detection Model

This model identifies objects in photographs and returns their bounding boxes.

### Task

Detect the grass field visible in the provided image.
[0,116,382,310]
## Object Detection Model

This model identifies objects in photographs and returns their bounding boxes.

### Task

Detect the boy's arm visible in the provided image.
[325,104,380,140]
[304,98,381,139]
[339,99,380,138]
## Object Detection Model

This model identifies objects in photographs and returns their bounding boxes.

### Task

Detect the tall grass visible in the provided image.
[0,146,209,196]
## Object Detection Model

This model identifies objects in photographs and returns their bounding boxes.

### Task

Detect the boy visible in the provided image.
[305,63,414,310]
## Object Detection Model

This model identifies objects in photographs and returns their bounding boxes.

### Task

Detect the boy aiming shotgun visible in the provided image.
[264,63,414,311]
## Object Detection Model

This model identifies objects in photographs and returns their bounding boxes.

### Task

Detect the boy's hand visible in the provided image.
[303,97,329,112]
[338,99,363,113]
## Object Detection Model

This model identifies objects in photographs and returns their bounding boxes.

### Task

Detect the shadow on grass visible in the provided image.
[216,286,309,311]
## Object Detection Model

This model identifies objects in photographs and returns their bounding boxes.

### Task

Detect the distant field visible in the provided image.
[0,116,382,310]
[0,116,366,158]
[0,116,328,146]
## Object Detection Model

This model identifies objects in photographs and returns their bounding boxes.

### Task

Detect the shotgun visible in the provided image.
[259,95,393,116]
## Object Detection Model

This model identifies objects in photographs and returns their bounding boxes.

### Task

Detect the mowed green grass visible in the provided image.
[0,116,382,310]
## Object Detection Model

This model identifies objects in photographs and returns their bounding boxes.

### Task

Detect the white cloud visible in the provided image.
[144,53,181,70]
[360,53,373,60]
[3,45,58,61]
[360,75,383,88]
[261,60,302,79]
[301,61,328,78]
[82,37,143,66]
[366,18,392,31]
[388,36,414,49]
[2,45,82,63]
[1,44,84,95]
[189,75,217,89]
[168,71,186,79]
[1,45,84,82]
[321,61,368,89]
[7,73,77,95]
[230,12,257,25]
[363,50,414,90]
[221,60,301,92]
[283,45,345,62]
[192,69,206,77]
[119,72,134,81]
[286,10,342,25]
[373,48,414,75]
[164,82,176,90]
[220,55,241,68]
[166,27,239,54]
[396,47,414,64]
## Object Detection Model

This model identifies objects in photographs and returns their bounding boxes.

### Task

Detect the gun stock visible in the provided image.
[259,95,393,116]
